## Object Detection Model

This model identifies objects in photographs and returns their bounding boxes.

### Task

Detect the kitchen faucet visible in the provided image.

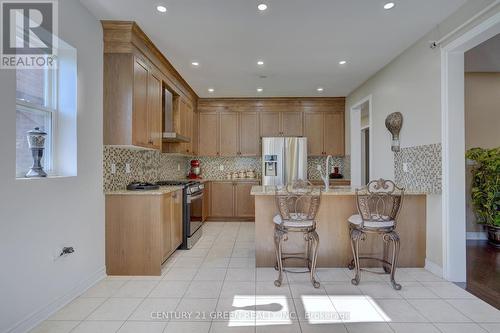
[320,155,333,192]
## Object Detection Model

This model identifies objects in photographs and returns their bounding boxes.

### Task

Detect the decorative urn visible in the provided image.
[385,112,403,152]
[26,127,47,178]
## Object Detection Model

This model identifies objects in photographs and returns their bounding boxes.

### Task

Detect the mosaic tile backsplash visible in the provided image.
[103,146,189,192]
[394,143,442,194]
[104,145,351,191]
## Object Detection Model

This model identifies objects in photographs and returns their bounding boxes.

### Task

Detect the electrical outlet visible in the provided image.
[111,163,116,174]
[177,163,181,171]
[316,164,322,172]
[219,164,224,171]
[125,163,131,173]
[403,162,409,173]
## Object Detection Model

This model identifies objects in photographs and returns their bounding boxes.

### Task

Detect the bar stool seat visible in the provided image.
[273,214,315,228]
[348,214,395,229]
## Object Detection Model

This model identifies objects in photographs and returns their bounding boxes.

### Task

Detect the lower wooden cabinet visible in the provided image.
[208,180,259,220]
[105,189,183,276]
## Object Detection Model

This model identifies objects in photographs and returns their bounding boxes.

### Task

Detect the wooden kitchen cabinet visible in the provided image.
[207,180,259,220]
[281,111,303,136]
[235,182,257,218]
[198,112,219,156]
[324,111,345,156]
[210,182,235,218]
[147,71,163,150]
[202,182,211,222]
[239,112,260,156]
[304,111,345,156]
[106,189,183,276]
[219,112,239,156]
[260,112,281,137]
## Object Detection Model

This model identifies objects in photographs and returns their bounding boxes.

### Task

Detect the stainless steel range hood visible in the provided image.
[162,89,190,143]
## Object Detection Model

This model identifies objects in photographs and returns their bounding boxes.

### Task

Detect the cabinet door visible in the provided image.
[192,111,199,156]
[219,112,239,156]
[198,112,219,156]
[179,99,193,154]
[304,112,324,156]
[239,112,260,156]
[260,112,281,137]
[132,58,150,148]
[202,182,210,222]
[210,182,234,217]
[235,182,258,218]
[147,71,163,150]
[281,111,303,136]
[171,190,183,251]
[324,112,345,156]
[161,193,173,262]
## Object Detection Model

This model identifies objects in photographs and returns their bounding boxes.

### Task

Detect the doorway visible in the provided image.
[350,96,372,188]
[441,10,500,282]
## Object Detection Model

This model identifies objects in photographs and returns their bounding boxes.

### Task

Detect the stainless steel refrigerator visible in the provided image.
[262,137,307,186]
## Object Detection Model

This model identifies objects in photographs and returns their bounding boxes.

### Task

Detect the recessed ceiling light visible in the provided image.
[339,60,347,65]
[257,60,264,66]
[257,88,263,92]
[191,62,200,66]
[383,2,395,10]
[208,88,215,93]
[156,5,167,13]
[258,3,268,11]
[317,87,324,92]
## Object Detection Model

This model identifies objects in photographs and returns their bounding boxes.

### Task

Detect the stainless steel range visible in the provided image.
[156,180,204,249]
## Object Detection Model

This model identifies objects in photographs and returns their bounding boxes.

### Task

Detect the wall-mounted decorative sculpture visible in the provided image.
[385,112,403,152]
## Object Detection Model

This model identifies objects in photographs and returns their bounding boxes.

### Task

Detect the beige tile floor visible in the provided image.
[31,222,500,333]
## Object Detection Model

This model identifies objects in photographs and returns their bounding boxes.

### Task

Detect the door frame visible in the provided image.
[350,95,373,187]
[441,10,500,282]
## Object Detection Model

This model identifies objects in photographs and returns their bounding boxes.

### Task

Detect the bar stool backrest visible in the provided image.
[275,180,321,225]
[355,179,405,228]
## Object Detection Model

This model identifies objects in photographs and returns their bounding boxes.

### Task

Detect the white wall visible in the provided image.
[0,1,104,332]
[345,0,500,270]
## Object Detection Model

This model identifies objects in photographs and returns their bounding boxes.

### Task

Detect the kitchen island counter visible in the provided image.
[251,185,426,268]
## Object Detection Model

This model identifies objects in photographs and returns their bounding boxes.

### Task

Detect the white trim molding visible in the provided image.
[6,267,105,333]
[441,9,500,283]
[425,258,444,278]
[350,95,373,188]
[466,232,488,240]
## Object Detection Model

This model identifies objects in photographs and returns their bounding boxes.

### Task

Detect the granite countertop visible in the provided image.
[105,186,184,196]
[251,185,426,196]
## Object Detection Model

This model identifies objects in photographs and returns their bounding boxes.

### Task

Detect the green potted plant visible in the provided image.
[465,147,500,247]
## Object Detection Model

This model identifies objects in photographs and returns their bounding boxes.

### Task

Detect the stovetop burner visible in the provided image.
[126,182,160,191]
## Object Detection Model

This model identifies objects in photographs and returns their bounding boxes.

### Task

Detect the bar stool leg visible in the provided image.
[274,228,286,287]
[350,229,364,286]
[309,230,320,288]
[383,240,391,273]
[385,231,402,290]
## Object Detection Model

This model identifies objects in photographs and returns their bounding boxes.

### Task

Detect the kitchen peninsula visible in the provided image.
[251,185,426,267]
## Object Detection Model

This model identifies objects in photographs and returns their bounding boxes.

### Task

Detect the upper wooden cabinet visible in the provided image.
[239,112,260,156]
[304,111,345,156]
[197,111,261,157]
[260,111,302,137]
[219,112,239,156]
[102,21,198,151]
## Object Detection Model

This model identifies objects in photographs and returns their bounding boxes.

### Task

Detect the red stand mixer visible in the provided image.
[188,159,202,179]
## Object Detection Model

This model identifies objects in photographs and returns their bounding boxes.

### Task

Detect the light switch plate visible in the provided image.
[219,165,224,171]
[316,164,322,171]
[403,162,409,173]
[177,163,181,171]
[111,163,116,174]
[125,163,131,173]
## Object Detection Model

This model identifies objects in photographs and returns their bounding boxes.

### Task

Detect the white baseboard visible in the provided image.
[425,258,443,278]
[466,232,488,240]
[6,266,106,333]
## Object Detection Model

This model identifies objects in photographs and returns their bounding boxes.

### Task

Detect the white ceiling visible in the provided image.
[465,33,500,72]
[80,0,467,97]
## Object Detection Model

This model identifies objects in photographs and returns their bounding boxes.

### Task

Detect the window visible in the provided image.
[16,69,57,177]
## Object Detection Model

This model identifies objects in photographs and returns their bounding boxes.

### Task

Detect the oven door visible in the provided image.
[188,191,204,237]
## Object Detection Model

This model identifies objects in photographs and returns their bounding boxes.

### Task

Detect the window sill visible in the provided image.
[16,175,76,181]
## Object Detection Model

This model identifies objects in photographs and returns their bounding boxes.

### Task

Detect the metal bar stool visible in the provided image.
[348,179,405,290]
[273,180,322,288]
